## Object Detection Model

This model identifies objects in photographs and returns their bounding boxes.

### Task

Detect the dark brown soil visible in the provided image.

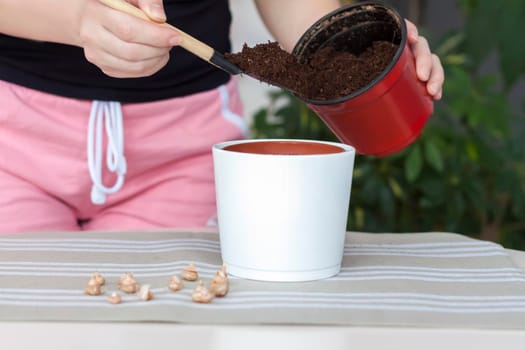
[225,41,398,101]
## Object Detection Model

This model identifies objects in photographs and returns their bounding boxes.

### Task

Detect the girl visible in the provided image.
[0,0,443,233]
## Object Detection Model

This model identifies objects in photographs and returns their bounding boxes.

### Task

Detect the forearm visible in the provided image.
[254,0,341,52]
[0,0,85,46]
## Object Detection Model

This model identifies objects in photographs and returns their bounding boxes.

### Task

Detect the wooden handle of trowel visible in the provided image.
[98,0,241,75]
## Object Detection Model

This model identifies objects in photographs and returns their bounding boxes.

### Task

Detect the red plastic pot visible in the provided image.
[292,2,434,157]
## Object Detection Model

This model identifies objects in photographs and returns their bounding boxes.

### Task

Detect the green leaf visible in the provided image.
[494,2,525,88]
[388,177,404,199]
[435,32,465,57]
[461,178,486,216]
[464,140,479,162]
[379,185,395,219]
[404,145,423,182]
[360,175,381,205]
[418,178,447,207]
[446,193,466,230]
[424,140,444,173]
[353,207,365,229]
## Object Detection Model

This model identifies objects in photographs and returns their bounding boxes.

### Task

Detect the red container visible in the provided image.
[292,2,434,157]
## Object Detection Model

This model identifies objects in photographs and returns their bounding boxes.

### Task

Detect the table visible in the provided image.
[1,229,524,349]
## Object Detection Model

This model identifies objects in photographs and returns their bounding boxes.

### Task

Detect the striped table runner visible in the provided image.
[0,230,524,329]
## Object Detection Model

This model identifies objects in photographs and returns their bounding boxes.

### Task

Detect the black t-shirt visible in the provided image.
[0,0,231,102]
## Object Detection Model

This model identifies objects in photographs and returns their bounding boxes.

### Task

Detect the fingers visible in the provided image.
[101,5,178,48]
[79,1,179,78]
[404,19,444,100]
[411,35,432,82]
[404,19,419,44]
[427,54,444,100]
[413,38,444,100]
[136,0,166,23]
[83,24,172,77]
[93,49,171,78]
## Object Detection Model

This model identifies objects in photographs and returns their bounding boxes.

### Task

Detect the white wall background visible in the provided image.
[229,0,280,124]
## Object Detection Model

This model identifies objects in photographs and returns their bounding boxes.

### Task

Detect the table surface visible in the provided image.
[1,230,524,349]
[508,249,525,270]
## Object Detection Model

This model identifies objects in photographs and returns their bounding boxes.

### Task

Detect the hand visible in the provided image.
[405,20,444,100]
[77,0,180,78]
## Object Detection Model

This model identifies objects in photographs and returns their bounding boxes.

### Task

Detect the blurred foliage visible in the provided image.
[249,0,525,249]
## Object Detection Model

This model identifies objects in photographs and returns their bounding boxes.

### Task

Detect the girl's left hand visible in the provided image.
[405,20,444,100]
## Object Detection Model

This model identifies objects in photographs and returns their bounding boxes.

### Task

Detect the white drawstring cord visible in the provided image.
[87,101,127,205]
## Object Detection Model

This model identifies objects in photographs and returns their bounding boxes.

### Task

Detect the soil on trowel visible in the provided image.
[225,41,398,101]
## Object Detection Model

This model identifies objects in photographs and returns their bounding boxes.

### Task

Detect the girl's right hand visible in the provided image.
[77,0,180,78]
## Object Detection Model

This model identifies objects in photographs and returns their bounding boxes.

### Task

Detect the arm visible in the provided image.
[0,0,179,78]
[254,0,340,52]
[254,0,443,100]
[0,0,85,45]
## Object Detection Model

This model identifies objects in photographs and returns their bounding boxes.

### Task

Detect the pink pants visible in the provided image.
[0,79,247,233]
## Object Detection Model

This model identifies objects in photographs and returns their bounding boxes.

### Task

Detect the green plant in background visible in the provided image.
[250,0,525,249]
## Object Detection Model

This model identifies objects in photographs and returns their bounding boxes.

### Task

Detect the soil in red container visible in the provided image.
[224,41,398,101]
